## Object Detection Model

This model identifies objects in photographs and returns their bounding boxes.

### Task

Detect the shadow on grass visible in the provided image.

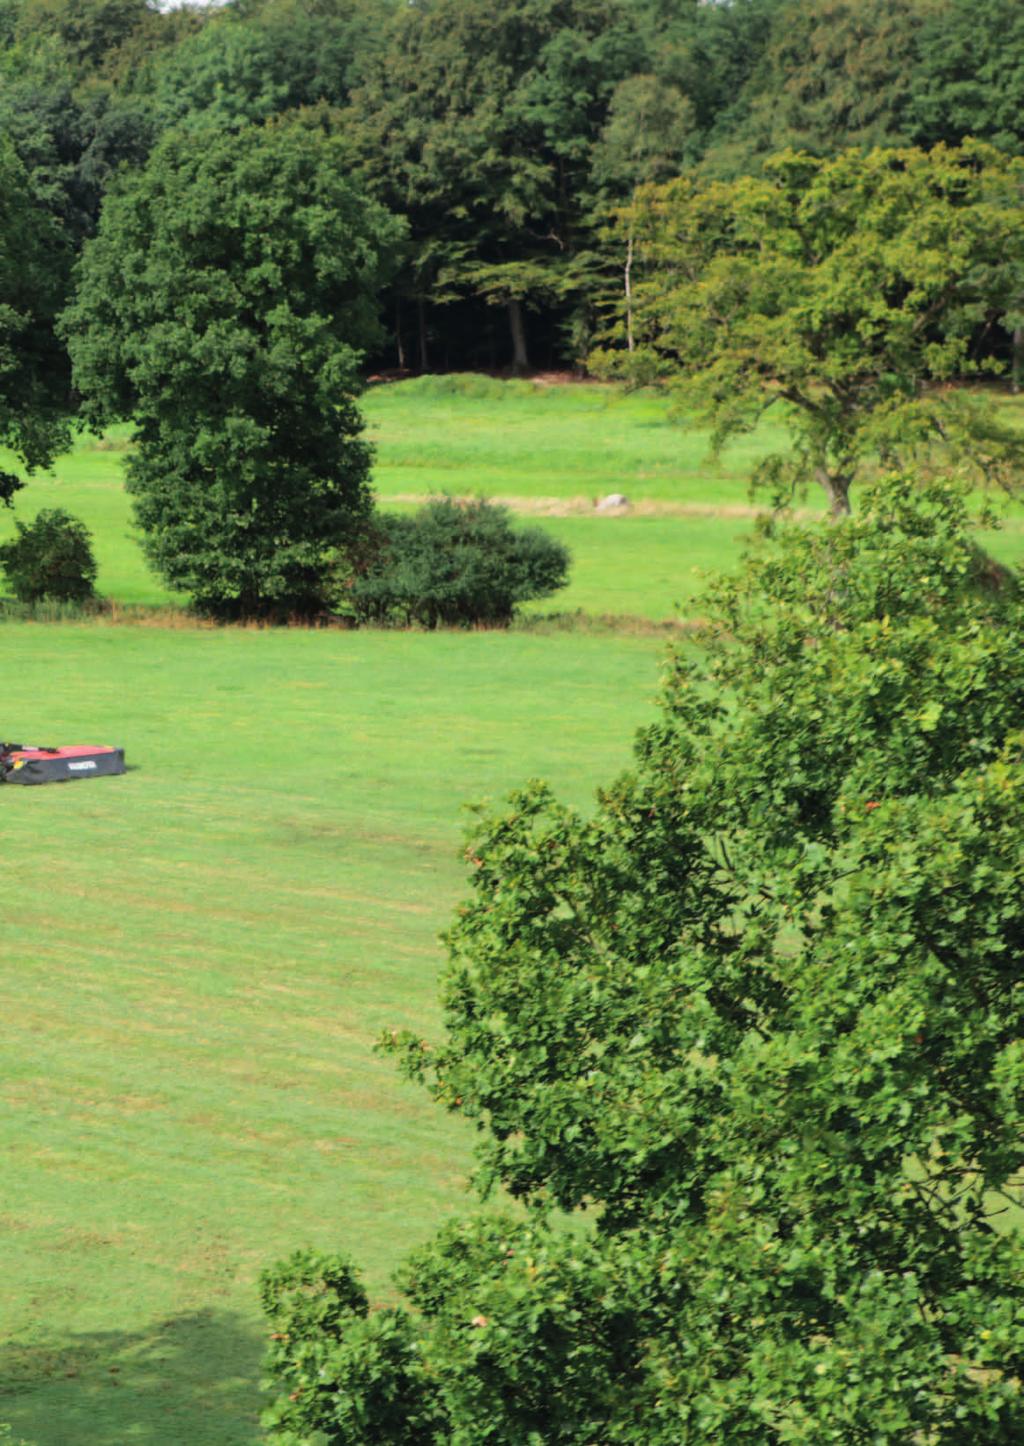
[1,1309,265,1446]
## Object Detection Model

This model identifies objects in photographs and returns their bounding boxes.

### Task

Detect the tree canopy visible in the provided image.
[261,475,1024,1440]
[0,132,72,503]
[62,114,404,616]
[3,0,1024,383]
[597,142,1024,514]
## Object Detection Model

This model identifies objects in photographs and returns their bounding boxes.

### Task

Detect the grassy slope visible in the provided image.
[368,377,1024,609]
[365,375,777,504]
[2,380,765,618]
[0,625,662,1445]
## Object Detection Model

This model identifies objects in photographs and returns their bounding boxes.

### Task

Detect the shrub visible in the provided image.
[0,508,97,604]
[346,497,570,627]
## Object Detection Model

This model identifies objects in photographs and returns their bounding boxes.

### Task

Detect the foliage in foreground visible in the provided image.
[262,477,1024,1442]
[345,497,571,628]
[0,507,96,604]
[62,114,403,619]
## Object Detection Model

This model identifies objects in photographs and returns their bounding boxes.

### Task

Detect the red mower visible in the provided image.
[1,742,126,785]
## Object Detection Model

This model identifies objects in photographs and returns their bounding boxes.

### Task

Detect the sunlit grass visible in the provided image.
[2,376,1024,1442]
[0,625,663,1444]
[3,376,1024,622]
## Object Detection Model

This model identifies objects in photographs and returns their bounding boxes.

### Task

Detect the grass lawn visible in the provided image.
[1,378,768,619]
[2,377,1023,1443]
[0,624,663,1445]
[364,373,787,505]
[3,375,1024,621]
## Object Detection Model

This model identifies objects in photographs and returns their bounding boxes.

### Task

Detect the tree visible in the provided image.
[12,0,155,76]
[591,72,694,193]
[452,260,567,376]
[909,0,1024,155]
[590,73,695,355]
[345,0,643,372]
[261,475,1024,1440]
[62,114,404,617]
[142,4,362,134]
[0,0,198,251]
[705,0,926,174]
[0,132,72,503]
[906,2,1024,391]
[623,0,783,177]
[595,142,1024,515]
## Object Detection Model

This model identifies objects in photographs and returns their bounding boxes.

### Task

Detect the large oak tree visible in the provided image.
[261,476,1024,1442]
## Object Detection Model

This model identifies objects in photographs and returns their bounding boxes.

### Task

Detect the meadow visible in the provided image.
[4,377,1024,619]
[1,626,666,1444]
[2,378,1023,1443]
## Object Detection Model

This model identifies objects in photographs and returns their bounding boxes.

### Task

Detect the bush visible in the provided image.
[346,497,570,627]
[0,508,97,604]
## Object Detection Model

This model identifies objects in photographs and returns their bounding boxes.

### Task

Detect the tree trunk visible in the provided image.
[395,300,406,372]
[508,299,529,375]
[624,220,635,354]
[815,466,851,519]
[1013,324,1023,394]
[417,297,429,373]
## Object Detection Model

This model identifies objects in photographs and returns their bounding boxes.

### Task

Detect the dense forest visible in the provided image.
[3,0,1024,385]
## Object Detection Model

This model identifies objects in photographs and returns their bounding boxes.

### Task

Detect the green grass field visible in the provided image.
[2,378,1023,1443]
[1,626,664,1444]
[3,378,774,619]
[365,374,781,504]
[3,376,1023,621]
[3,376,1024,620]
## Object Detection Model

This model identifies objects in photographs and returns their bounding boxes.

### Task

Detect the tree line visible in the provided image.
[2,0,1024,381]
[2,0,1024,614]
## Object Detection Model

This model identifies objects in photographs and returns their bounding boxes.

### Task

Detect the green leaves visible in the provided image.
[344,496,571,628]
[259,1250,441,1445]
[0,505,96,603]
[599,143,1024,513]
[0,132,72,487]
[262,474,1024,1441]
[62,116,404,617]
